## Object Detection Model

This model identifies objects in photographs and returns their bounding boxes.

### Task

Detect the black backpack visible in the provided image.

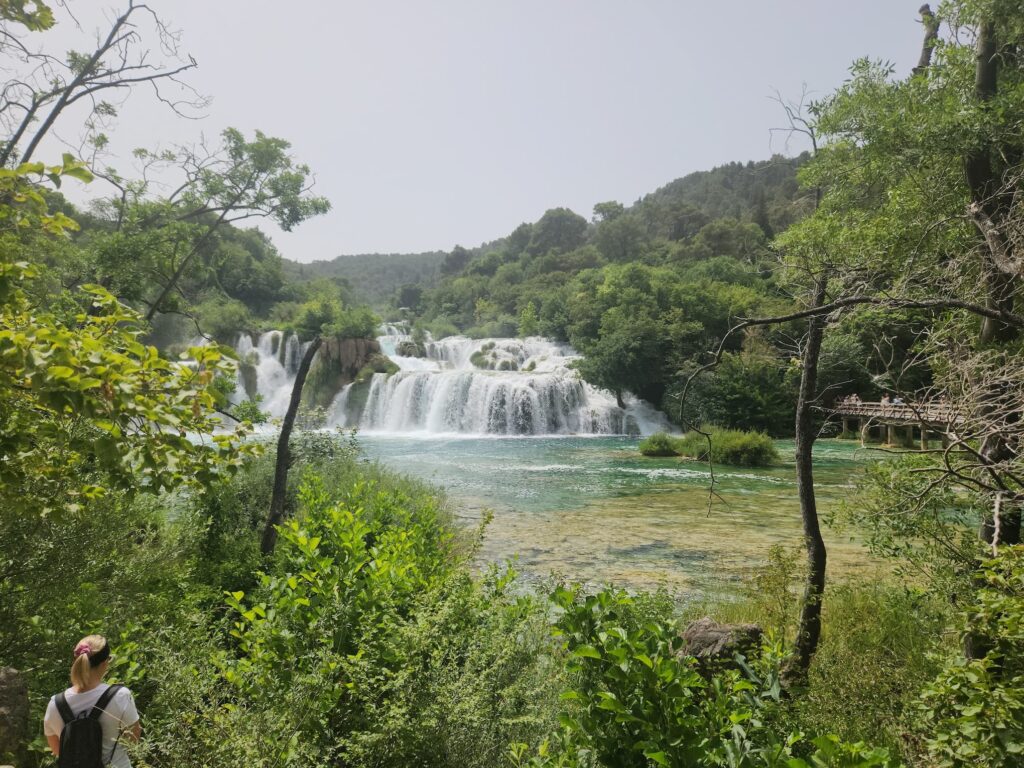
[54,684,124,768]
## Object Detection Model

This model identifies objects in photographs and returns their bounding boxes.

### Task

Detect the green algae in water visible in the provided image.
[355,436,888,596]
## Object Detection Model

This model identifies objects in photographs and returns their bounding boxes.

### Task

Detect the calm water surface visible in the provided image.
[355,435,885,596]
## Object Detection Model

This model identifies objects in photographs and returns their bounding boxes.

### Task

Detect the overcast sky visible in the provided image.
[46,2,924,262]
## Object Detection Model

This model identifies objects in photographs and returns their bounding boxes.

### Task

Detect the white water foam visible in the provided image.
[325,327,672,437]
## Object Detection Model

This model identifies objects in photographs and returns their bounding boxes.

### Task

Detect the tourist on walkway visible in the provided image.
[43,634,141,767]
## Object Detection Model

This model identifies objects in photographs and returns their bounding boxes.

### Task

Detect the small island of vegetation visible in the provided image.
[640,428,779,466]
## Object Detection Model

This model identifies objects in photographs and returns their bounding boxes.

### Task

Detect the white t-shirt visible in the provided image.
[43,683,139,768]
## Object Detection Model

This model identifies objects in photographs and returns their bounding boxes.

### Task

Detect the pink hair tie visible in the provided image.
[74,642,91,658]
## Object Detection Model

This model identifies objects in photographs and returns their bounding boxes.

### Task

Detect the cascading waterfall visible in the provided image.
[233,330,309,417]
[326,327,671,436]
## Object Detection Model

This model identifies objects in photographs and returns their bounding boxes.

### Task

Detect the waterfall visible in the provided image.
[233,325,671,435]
[325,326,671,436]
[233,330,310,418]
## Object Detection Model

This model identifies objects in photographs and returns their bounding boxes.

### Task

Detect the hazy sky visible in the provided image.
[46,2,924,262]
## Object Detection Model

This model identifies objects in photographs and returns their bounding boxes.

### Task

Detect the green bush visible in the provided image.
[639,427,778,466]
[638,431,680,456]
[794,581,950,759]
[918,546,1024,768]
[134,472,559,768]
[232,395,268,425]
[512,586,896,768]
[289,297,380,339]
[679,552,952,764]
[193,295,254,344]
[330,305,380,338]
[426,317,460,340]
[675,426,778,467]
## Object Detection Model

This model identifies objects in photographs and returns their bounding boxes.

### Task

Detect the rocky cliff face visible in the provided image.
[304,336,386,408]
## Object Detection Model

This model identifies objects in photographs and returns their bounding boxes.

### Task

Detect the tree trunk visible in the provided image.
[964,21,1022,546]
[913,4,939,74]
[261,336,323,556]
[791,278,829,679]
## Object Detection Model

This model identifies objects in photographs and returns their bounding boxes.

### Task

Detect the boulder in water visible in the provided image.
[395,340,426,358]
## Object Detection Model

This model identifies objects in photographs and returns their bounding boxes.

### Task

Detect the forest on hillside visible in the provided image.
[2,2,1024,768]
[282,250,447,310]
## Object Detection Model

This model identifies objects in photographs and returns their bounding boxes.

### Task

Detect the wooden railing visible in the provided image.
[827,401,961,426]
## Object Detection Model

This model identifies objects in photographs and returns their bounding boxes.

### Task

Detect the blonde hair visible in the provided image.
[70,634,107,690]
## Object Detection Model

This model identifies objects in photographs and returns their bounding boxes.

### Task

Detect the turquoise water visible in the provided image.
[356,436,885,596]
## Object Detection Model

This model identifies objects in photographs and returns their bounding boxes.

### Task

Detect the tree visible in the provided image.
[793,0,1024,549]
[0,162,256,659]
[396,283,423,311]
[260,295,378,553]
[137,128,330,321]
[261,335,322,555]
[574,308,672,407]
[592,200,625,222]
[594,212,647,263]
[690,349,796,435]
[441,244,472,275]
[0,1,202,168]
[526,207,588,256]
[518,300,539,337]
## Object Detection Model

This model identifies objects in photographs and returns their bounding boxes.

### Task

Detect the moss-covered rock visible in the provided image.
[395,340,426,358]
[238,351,259,400]
[303,336,388,408]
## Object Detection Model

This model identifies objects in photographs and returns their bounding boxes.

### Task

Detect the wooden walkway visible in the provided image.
[825,401,961,448]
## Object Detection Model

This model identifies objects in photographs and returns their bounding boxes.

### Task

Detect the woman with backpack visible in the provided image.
[42,635,141,768]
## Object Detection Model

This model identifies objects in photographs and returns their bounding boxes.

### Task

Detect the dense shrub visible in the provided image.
[426,317,460,340]
[677,350,797,437]
[193,295,254,344]
[918,546,1024,768]
[130,469,559,768]
[331,305,380,338]
[638,431,680,456]
[512,586,895,768]
[640,427,778,466]
[675,426,778,467]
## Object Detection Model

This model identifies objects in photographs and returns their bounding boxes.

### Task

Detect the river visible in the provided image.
[355,434,883,596]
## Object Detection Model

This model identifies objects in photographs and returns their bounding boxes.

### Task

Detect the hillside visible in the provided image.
[282,251,446,309]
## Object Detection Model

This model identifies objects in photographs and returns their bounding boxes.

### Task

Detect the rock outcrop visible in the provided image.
[304,337,385,408]
[395,340,426,358]
[678,617,763,675]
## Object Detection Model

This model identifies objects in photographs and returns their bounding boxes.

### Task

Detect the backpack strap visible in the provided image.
[54,691,75,724]
[88,684,123,721]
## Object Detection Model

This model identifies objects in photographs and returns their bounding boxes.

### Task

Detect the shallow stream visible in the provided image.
[355,436,886,597]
